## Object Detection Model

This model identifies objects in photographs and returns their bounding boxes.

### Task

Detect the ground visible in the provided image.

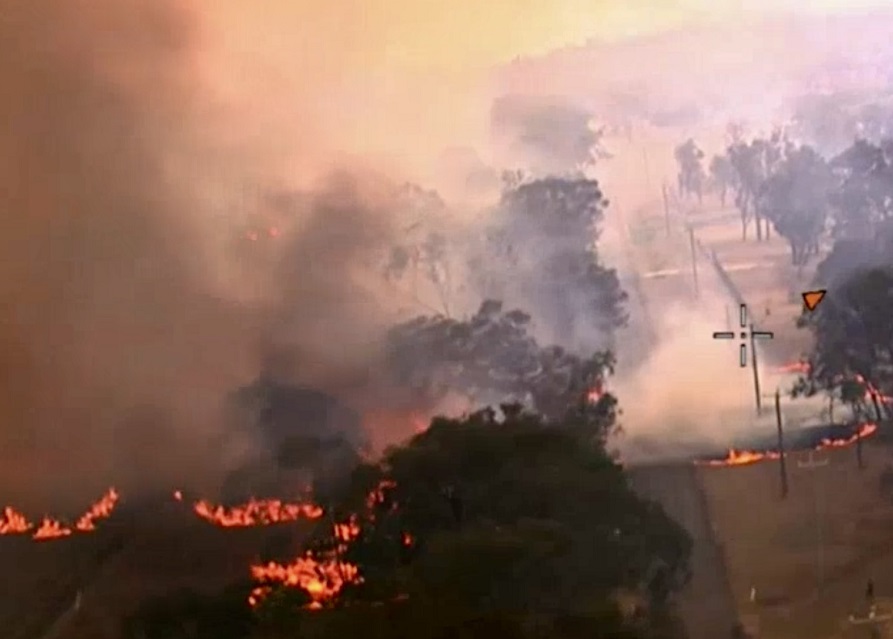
[619,172,893,639]
[0,497,314,639]
[701,441,893,639]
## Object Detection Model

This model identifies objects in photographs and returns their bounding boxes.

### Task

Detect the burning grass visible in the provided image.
[696,422,879,468]
[0,488,119,541]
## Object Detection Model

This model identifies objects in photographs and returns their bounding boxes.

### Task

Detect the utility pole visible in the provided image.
[750,324,763,415]
[775,389,788,499]
[688,225,699,299]
[798,451,830,593]
[662,183,671,236]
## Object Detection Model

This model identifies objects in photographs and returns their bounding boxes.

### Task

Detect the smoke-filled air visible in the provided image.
[4,0,893,503]
[7,0,893,637]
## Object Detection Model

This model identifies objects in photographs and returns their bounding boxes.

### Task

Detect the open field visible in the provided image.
[700,440,893,639]
[687,204,816,366]
[0,497,314,639]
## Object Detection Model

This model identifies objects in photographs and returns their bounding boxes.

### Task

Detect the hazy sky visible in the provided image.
[205,0,893,74]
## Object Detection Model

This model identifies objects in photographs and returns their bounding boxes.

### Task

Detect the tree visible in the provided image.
[384,183,457,316]
[829,139,893,243]
[727,133,789,241]
[757,145,832,267]
[673,139,705,203]
[796,265,893,415]
[490,95,609,175]
[482,176,628,352]
[268,406,692,639]
[385,299,618,426]
[708,154,736,207]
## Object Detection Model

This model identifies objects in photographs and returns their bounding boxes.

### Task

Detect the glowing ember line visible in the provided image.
[192,498,324,527]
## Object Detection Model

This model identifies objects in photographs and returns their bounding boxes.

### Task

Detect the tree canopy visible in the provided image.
[385,299,618,426]
[271,407,691,639]
[478,176,628,352]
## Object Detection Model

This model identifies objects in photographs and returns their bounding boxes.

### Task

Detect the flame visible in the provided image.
[192,498,324,527]
[249,555,361,609]
[777,361,893,404]
[32,518,72,541]
[816,422,877,448]
[698,423,879,468]
[1,488,119,540]
[586,380,605,403]
[0,507,31,534]
[75,487,119,532]
[248,480,405,609]
[173,490,183,502]
[697,449,783,467]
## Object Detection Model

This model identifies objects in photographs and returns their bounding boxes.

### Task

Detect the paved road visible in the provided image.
[629,464,740,639]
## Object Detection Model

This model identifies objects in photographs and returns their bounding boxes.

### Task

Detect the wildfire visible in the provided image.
[776,361,893,404]
[248,479,411,609]
[697,422,879,468]
[250,555,361,609]
[1,488,120,541]
[32,518,73,541]
[192,498,324,528]
[587,380,606,403]
[696,449,782,467]
[0,507,31,534]
[817,422,878,448]
[75,487,119,532]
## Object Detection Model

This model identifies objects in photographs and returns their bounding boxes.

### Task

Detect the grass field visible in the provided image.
[672,199,893,638]
[700,440,893,639]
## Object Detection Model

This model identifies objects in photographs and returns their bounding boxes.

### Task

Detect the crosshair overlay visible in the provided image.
[713,303,774,367]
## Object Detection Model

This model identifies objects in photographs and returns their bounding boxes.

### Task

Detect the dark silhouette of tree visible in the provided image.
[708,154,736,207]
[384,183,456,316]
[726,133,789,241]
[794,265,893,419]
[491,95,609,174]
[283,406,691,639]
[385,299,618,426]
[828,139,893,243]
[757,145,833,268]
[673,139,705,203]
[487,176,627,351]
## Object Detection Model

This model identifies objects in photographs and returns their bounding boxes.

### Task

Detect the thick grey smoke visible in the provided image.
[0,2,407,509]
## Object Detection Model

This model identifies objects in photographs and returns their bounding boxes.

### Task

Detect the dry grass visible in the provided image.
[700,441,893,639]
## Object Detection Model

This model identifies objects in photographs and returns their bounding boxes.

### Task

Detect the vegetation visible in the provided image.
[123,404,691,639]
[477,176,628,351]
[490,95,609,174]
[673,139,705,203]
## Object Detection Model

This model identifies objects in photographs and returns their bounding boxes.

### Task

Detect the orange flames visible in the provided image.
[192,498,324,528]
[0,507,31,534]
[698,423,879,468]
[248,479,413,610]
[817,422,877,448]
[776,361,893,404]
[697,449,782,467]
[75,488,119,532]
[0,488,120,541]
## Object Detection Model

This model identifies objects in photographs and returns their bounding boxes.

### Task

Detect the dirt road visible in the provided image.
[629,464,740,639]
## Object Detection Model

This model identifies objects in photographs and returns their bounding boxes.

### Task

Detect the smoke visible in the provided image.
[0,1,433,509]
